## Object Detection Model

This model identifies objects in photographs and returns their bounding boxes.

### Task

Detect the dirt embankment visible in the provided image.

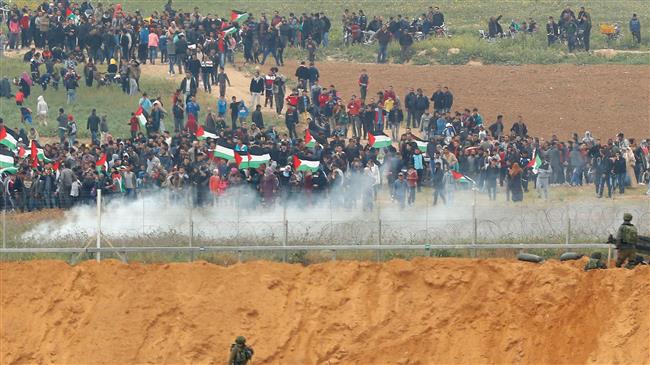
[1,259,648,365]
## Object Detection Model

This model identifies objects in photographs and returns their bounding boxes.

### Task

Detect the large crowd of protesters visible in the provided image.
[1,1,649,213]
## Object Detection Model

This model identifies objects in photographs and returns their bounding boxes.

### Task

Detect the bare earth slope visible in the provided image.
[1,259,648,365]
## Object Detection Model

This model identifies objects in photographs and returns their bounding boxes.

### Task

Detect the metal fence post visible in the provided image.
[142,192,145,236]
[96,189,102,262]
[2,192,6,249]
[376,218,383,261]
[565,216,571,247]
[189,189,194,262]
[471,187,477,258]
[329,193,333,243]
[236,187,241,239]
[283,204,288,263]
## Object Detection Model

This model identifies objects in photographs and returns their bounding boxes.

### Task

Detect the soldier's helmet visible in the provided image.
[236,336,246,345]
[623,213,633,222]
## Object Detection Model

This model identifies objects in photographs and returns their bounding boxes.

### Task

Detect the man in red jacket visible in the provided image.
[347,95,362,138]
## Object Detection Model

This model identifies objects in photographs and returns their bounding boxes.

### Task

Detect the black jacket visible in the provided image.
[405,92,417,110]
[399,32,413,47]
[250,77,264,93]
[415,94,429,111]
[180,77,198,96]
[612,158,626,174]
[295,65,310,80]
[87,114,100,132]
[431,91,444,110]
[441,91,453,109]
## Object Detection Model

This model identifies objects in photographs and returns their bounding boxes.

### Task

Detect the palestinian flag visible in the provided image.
[52,160,60,171]
[17,146,28,158]
[113,174,125,193]
[239,147,270,169]
[368,132,392,149]
[305,129,316,148]
[30,141,52,163]
[527,150,542,173]
[233,150,248,169]
[0,150,14,168]
[231,10,249,23]
[135,106,148,129]
[0,127,18,150]
[222,26,238,36]
[293,155,320,172]
[413,136,428,152]
[196,126,218,141]
[30,140,39,167]
[451,170,475,184]
[0,166,18,175]
[96,153,108,174]
[66,8,78,22]
[214,140,236,160]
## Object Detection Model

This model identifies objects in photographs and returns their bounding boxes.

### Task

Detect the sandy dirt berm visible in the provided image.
[1,259,649,364]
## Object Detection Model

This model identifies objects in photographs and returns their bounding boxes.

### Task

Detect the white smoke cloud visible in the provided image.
[21,184,649,245]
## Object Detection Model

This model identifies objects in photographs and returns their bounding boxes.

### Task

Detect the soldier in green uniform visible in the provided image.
[584,252,607,271]
[615,213,638,268]
[229,336,254,365]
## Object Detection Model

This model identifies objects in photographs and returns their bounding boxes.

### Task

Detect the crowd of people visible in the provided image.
[480,6,642,54]
[2,58,649,212]
[1,2,649,214]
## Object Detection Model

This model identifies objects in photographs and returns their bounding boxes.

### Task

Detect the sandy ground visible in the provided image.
[139,63,254,105]
[271,60,650,139]
[1,259,648,365]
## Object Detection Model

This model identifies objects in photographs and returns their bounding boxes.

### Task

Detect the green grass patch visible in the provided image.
[0,57,173,139]
[122,0,650,65]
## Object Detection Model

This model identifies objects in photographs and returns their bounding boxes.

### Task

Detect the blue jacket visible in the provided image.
[217,99,228,114]
[436,117,446,134]
[139,28,149,45]
[413,154,424,170]
[630,19,640,32]
[393,179,408,198]
[186,101,200,118]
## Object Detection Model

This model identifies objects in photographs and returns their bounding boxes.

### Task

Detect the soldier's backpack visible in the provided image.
[622,225,638,245]
[231,344,254,365]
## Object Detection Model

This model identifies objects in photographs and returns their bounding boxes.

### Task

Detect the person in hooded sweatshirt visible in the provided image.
[36,95,48,126]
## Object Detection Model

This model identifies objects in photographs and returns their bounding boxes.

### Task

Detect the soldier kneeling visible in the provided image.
[584,252,607,271]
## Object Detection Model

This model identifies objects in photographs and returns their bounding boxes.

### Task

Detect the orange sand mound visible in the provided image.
[1,259,649,365]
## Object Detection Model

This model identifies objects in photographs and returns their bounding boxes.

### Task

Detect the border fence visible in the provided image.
[2,188,649,263]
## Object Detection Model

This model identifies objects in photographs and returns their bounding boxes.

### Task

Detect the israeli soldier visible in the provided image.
[584,252,607,271]
[615,213,638,268]
[229,336,254,365]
